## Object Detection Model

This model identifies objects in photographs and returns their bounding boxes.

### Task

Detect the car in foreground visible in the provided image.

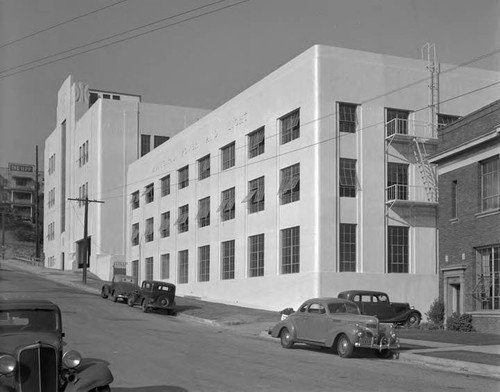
[101,274,139,303]
[0,299,113,391]
[269,297,400,358]
[127,280,176,314]
[337,290,422,328]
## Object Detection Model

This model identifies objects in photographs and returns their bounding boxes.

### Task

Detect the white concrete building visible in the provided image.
[126,45,499,313]
[44,75,210,279]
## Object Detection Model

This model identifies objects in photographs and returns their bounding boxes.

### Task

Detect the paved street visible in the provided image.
[1,266,498,392]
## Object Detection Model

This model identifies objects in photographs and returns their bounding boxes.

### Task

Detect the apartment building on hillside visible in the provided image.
[125,45,499,313]
[430,99,500,333]
[44,75,210,278]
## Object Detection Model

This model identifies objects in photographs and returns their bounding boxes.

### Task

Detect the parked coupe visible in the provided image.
[269,297,400,358]
[337,290,422,327]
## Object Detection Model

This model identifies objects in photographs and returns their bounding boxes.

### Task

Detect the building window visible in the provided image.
[248,127,265,158]
[140,134,151,157]
[198,155,211,180]
[161,254,170,279]
[198,197,210,227]
[388,226,409,273]
[145,257,154,281]
[131,260,139,282]
[281,226,299,274]
[480,156,499,212]
[221,142,235,170]
[475,246,499,310]
[161,175,170,197]
[339,158,357,197]
[437,113,460,129]
[178,166,189,189]
[131,191,139,209]
[131,223,139,246]
[249,234,264,277]
[144,183,154,204]
[154,135,169,148]
[221,240,235,280]
[198,245,210,282]
[145,218,154,242]
[79,141,89,166]
[48,154,56,175]
[160,211,170,238]
[339,224,356,272]
[386,108,410,136]
[176,204,189,233]
[243,177,264,213]
[279,164,300,205]
[112,95,120,100]
[339,103,357,133]
[387,163,408,201]
[178,250,189,284]
[451,180,458,219]
[280,109,300,144]
[220,187,235,221]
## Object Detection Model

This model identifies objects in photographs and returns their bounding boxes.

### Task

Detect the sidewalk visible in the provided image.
[2,258,499,380]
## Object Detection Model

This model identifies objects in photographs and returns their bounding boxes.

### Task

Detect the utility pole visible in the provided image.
[35,146,40,259]
[68,196,104,284]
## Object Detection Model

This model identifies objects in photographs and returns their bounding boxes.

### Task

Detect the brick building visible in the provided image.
[430,99,500,333]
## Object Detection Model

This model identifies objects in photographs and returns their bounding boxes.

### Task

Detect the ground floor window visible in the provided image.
[161,254,170,279]
[474,245,499,310]
[131,260,139,283]
[145,257,154,281]
[339,224,356,272]
[198,245,210,282]
[221,240,235,280]
[249,234,264,277]
[178,250,188,284]
[388,226,408,273]
[281,226,300,274]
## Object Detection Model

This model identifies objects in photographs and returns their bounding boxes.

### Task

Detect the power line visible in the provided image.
[0,0,131,50]
[47,77,500,207]
[0,0,249,79]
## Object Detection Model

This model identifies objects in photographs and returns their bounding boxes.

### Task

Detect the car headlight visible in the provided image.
[62,350,82,369]
[0,354,16,374]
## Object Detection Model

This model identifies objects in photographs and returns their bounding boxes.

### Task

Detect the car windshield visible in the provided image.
[328,302,360,314]
[0,309,59,332]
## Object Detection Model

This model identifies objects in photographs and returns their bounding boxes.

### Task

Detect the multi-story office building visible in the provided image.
[0,163,43,220]
[126,45,499,312]
[430,100,500,333]
[44,75,210,278]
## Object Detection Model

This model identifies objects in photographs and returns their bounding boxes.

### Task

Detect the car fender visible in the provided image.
[63,359,113,392]
[271,319,297,340]
[386,308,421,323]
[325,327,356,348]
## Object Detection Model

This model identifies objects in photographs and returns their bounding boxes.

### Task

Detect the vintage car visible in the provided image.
[0,299,113,391]
[127,280,176,314]
[337,290,422,328]
[269,297,400,358]
[101,274,139,303]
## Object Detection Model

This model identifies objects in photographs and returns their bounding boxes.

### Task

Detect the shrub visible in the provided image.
[425,299,445,328]
[446,312,474,332]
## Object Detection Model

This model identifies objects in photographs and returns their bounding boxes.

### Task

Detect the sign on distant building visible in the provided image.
[8,163,34,173]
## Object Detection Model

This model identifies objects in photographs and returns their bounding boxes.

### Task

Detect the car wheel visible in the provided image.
[127,296,135,307]
[92,386,111,392]
[376,349,393,359]
[158,295,171,308]
[111,290,118,303]
[336,334,354,358]
[100,287,109,299]
[141,300,149,313]
[280,328,294,349]
[406,313,421,328]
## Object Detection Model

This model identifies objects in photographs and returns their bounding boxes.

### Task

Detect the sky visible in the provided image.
[0,0,499,169]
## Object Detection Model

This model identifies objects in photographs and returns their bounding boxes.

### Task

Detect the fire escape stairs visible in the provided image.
[413,138,438,203]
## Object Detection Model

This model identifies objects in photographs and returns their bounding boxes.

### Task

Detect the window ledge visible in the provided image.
[449,218,458,224]
[475,208,500,219]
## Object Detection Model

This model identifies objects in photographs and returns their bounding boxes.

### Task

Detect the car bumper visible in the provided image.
[355,336,400,351]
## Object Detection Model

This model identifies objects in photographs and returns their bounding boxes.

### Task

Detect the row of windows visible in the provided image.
[340,103,459,135]
[134,224,410,282]
[140,134,170,157]
[449,155,500,219]
[133,227,300,283]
